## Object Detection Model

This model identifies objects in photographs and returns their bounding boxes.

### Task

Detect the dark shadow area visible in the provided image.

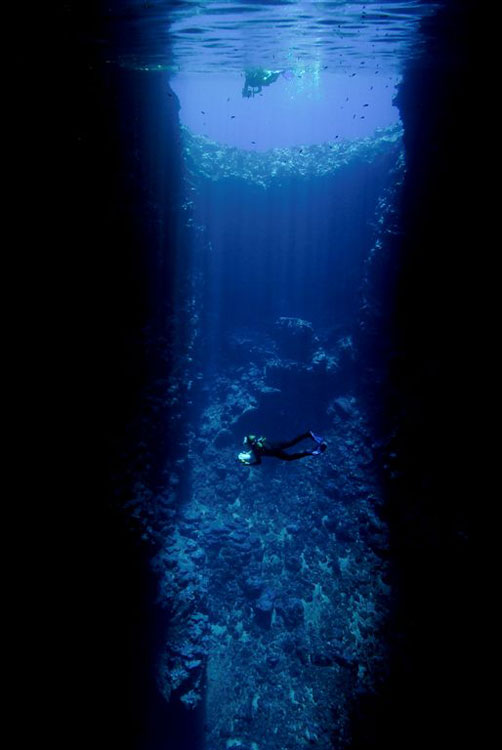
[349,1,483,747]
[43,4,199,747]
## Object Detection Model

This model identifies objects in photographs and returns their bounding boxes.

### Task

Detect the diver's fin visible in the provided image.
[310,430,324,444]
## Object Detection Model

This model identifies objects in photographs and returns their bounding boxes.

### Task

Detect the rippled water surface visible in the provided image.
[104,1,439,75]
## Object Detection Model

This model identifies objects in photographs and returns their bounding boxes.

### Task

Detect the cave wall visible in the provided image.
[48,7,197,747]
[353,1,482,747]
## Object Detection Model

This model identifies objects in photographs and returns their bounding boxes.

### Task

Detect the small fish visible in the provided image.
[251,140,256,144]
[231,115,236,119]
[201,110,205,114]
[363,103,369,107]
[227,97,230,102]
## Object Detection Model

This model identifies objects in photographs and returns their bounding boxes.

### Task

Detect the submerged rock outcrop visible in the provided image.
[182,123,403,188]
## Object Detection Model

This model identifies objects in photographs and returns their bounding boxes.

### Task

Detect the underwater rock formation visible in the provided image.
[182,124,403,188]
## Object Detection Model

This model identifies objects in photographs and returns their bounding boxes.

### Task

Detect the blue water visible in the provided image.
[60,2,480,749]
[171,70,400,148]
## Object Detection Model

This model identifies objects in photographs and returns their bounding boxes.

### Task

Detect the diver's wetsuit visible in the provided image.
[247,432,317,464]
[242,69,282,97]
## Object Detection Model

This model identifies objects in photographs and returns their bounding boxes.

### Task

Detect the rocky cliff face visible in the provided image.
[55,39,202,744]
[351,2,481,748]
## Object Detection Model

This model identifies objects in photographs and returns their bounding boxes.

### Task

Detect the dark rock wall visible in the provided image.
[353,1,482,747]
[50,7,200,748]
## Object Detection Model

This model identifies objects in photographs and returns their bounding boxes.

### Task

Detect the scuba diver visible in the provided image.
[238,431,327,465]
[242,67,291,98]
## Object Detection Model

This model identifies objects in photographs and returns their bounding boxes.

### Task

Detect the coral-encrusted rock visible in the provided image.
[277,597,304,629]
[329,395,357,419]
[273,317,317,360]
[286,522,302,534]
[241,575,264,599]
[180,689,201,708]
[214,462,227,479]
[322,515,338,532]
[214,428,233,447]
[203,519,228,541]
[284,555,302,573]
[312,651,334,667]
[255,587,276,628]
[266,652,280,667]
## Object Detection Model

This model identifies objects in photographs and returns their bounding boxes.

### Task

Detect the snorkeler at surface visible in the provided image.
[242,67,291,97]
[238,431,327,465]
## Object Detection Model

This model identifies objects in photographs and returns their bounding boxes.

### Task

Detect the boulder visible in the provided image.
[277,597,304,629]
[254,587,276,628]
